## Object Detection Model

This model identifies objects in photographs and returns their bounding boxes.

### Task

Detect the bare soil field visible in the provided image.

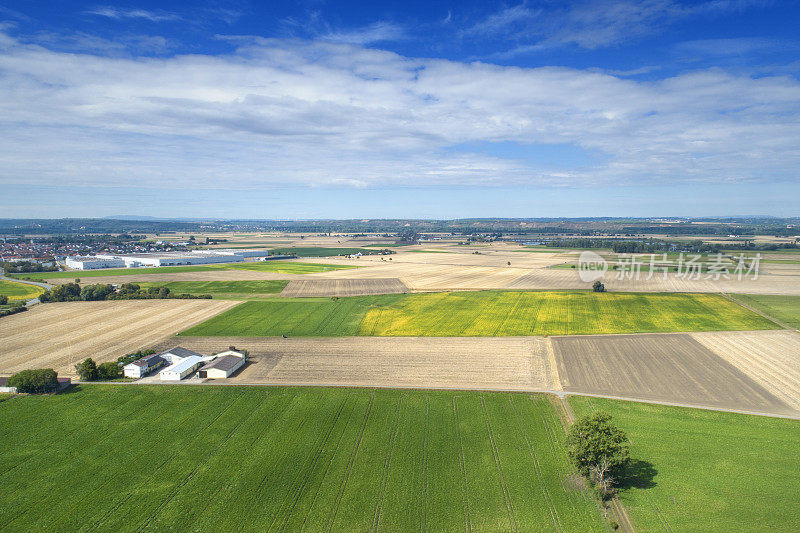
[0,300,237,376]
[691,330,800,411]
[552,333,795,416]
[279,278,408,297]
[154,336,556,390]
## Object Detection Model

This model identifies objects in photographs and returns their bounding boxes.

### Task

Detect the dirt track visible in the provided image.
[279,278,408,297]
[552,333,795,415]
[0,300,237,376]
[153,336,555,390]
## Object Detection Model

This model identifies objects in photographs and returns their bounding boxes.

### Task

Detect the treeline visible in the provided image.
[39,282,211,302]
[1,261,58,273]
[0,303,27,318]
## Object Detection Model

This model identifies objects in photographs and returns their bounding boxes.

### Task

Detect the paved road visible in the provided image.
[0,268,53,307]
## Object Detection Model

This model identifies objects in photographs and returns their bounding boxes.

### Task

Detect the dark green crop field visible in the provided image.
[137,280,290,298]
[180,290,777,337]
[732,293,800,329]
[569,396,800,532]
[0,386,606,532]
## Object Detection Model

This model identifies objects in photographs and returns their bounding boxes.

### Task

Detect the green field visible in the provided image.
[181,290,776,337]
[137,280,289,298]
[11,261,355,280]
[0,386,606,532]
[569,396,800,532]
[732,294,800,329]
[0,279,45,301]
[11,265,221,279]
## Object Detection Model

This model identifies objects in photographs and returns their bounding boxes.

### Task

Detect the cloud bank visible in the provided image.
[0,30,798,191]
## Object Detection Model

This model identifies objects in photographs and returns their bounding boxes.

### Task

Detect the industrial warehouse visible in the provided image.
[124,347,246,381]
[65,249,267,270]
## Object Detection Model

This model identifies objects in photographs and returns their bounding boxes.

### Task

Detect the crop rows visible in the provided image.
[0,386,608,532]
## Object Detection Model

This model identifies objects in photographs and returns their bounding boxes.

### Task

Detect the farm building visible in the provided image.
[158,347,204,365]
[0,376,16,393]
[123,354,166,378]
[197,350,246,379]
[160,355,204,381]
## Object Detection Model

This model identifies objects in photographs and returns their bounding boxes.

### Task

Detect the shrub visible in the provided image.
[75,358,98,381]
[0,295,7,305]
[7,368,59,394]
[592,280,606,292]
[97,361,122,380]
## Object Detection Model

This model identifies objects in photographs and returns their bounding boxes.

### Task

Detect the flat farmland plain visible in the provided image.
[181,291,777,337]
[553,333,794,416]
[569,396,800,532]
[155,336,555,390]
[279,278,408,298]
[137,280,289,298]
[0,386,607,532]
[730,293,800,329]
[0,300,237,376]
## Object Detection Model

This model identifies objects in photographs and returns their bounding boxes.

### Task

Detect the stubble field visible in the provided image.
[155,336,556,390]
[0,386,607,532]
[0,300,237,376]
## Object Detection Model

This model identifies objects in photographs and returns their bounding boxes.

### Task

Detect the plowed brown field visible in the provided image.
[279,278,408,297]
[552,333,795,415]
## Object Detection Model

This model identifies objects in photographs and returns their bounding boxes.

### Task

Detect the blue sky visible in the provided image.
[0,0,798,218]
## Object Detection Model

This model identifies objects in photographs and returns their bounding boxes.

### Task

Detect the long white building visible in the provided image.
[66,249,268,270]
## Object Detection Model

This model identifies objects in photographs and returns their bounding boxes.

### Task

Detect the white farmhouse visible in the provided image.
[123,353,166,379]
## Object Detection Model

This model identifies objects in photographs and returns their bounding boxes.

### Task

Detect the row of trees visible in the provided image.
[39,282,211,303]
[75,358,122,381]
[1,261,58,274]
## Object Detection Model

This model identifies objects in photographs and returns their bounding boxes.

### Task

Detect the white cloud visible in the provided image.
[467,0,771,51]
[87,7,181,22]
[0,30,798,191]
[320,22,406,45]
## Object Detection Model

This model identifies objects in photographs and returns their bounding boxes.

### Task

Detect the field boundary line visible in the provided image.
[325,391,374,532]
[371,395,403,532]
[452,397,473,533]
[719,293,799,332]
[480,396,519,532]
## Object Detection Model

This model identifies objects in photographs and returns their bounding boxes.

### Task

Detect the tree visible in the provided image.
[0,295,8,305]
[567,412,630,481]
[75,358,98,381]
[7,368,59,394]
[97,361,122,380]
[592,280,606,292]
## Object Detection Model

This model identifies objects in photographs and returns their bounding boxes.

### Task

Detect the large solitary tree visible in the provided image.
[567,412,630,497]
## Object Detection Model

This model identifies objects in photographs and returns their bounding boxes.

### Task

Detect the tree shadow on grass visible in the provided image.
[618,459,658,490]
